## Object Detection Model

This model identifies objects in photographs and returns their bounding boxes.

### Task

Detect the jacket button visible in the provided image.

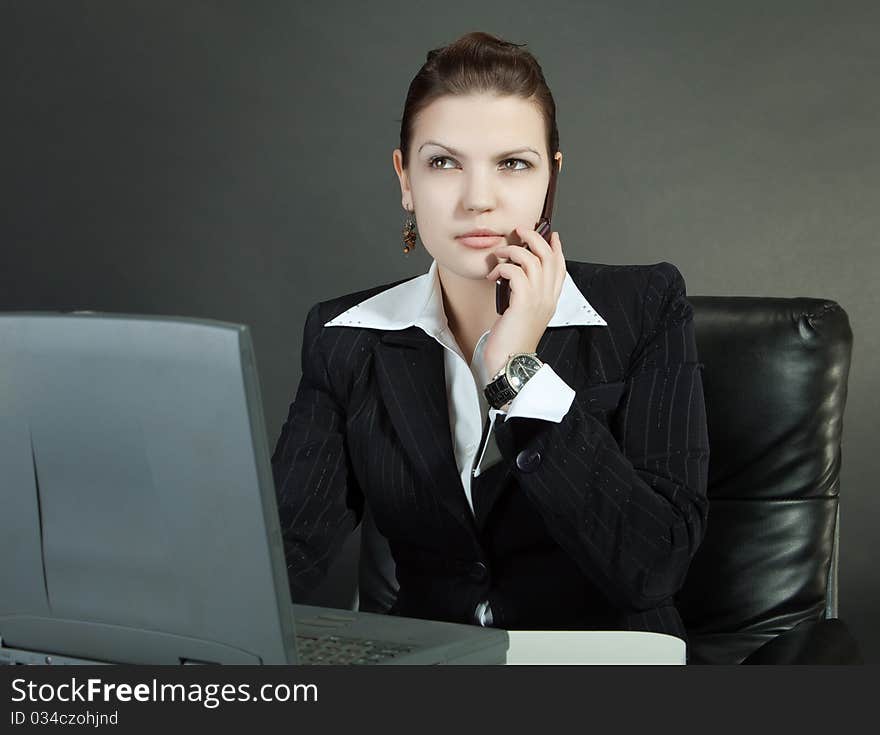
[469,562,488,583]
[516,449,542,473]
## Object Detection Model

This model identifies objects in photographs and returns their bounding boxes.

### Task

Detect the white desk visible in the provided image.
[505,631,686,665]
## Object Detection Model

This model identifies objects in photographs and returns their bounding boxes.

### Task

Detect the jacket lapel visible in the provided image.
[373,328,477,534]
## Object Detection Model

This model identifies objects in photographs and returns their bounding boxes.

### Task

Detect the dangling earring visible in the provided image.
[402,208,417,254]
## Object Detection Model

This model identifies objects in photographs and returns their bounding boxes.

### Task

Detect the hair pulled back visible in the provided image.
[398,32,559,170]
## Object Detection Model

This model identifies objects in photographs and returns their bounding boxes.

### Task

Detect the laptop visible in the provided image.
[0,312,508,665]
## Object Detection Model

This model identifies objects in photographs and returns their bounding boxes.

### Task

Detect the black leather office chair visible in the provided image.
[355,295,863,664]
[677,295,860,664]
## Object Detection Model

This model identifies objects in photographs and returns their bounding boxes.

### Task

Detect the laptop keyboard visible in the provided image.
[295,635,415,665]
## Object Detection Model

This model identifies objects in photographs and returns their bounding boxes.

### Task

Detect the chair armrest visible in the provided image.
[741,618,863,664]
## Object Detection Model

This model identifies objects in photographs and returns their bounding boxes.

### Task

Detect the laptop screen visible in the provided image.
[0,313,297,664]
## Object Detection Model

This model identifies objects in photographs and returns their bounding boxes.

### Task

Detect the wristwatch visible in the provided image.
[484,352,544,410]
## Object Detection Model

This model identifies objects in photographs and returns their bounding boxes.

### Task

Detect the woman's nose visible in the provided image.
[462,172,496,212]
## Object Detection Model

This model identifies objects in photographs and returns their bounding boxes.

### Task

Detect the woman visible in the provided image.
[271,32,709,642]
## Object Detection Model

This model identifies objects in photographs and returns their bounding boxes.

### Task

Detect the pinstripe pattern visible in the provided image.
[272,260,710,640]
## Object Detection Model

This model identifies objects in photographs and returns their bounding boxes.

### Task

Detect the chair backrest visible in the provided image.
[356,295,853,666]
[677,296,852,664]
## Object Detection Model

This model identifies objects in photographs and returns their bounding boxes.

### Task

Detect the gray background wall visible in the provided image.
[2,1,878,661]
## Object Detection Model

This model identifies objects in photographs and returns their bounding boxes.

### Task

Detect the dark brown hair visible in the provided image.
[398,31,559,170]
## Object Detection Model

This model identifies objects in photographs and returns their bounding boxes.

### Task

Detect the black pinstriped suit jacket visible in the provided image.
[271,260,710,641]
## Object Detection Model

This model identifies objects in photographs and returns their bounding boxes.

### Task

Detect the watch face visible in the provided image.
[506,354,542,389]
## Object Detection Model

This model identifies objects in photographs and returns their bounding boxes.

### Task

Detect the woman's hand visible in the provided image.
[482,224,567,381]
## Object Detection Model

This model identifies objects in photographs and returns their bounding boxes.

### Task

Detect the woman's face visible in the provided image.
[393,93,562,282]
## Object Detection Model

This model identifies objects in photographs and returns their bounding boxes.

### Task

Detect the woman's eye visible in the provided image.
[502,158,531,171]
[428,156,456,169]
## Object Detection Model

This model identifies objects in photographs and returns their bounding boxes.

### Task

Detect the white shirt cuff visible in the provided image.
[489,363,575,423]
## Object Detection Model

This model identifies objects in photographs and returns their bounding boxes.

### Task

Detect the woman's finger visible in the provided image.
[486,262,530,290]
[493,244,540,281]
[551,231,566,286]
[515,225,553,264]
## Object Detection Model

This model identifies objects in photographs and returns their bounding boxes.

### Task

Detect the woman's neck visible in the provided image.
[436,264,498,362]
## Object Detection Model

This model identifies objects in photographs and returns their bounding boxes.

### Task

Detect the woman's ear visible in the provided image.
[554,151,563,173]
[392,148,412,209]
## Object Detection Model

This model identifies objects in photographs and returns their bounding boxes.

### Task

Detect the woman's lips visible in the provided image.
[456,235,504,249]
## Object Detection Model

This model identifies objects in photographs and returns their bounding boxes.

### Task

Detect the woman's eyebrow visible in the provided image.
[418,140,542,159]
